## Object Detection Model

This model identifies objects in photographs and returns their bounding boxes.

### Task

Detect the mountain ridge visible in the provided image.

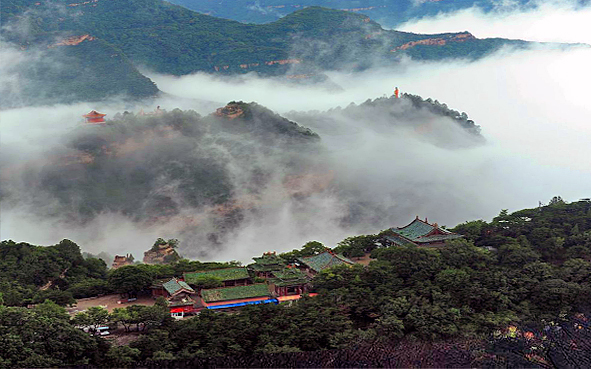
[1,1,573,107]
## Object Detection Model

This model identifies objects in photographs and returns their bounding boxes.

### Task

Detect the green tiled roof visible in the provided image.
[184,268,250,284]
[201,284,271,303]
[394,219,435,240]
[270,268,310,287]
[384,234,416,247]
[249,253,286,272]
[298,251,355,273]
[389,218,462,245]
[162,278,195,295]
[416,234,463,243]
[168,297,195,307]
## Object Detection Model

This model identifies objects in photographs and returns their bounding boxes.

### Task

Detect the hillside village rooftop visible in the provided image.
[183,268,250,287]
[383,216,462,247]
[298,251,355,275]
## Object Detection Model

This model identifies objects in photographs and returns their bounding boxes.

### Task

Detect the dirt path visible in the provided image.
[66,294,155,315]
[40,267,69,291]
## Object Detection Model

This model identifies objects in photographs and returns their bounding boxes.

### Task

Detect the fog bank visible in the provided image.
[2,4,591,262]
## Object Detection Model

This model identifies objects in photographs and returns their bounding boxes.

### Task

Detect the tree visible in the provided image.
[111,308,134,332]
[497,243,540,267]
[188,275,223,290]
[103,345,140,368]
[0,304,105,367]
[451,220,488,243]
[334,235,378,257]
[279,241,326,263]
[108,265,153,296]
[73,306,110,333]
[300,241,326,257]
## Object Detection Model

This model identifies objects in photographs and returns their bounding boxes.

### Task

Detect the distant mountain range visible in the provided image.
[165,0,530,26]
[1,0,572,107]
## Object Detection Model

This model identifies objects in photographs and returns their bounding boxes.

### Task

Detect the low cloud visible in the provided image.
[397,0,591,44]
[149,44,591,225]
[2,4,590,262]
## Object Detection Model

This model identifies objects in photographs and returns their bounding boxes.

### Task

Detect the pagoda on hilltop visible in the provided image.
[83,110,106,124]
[382,216,463,247]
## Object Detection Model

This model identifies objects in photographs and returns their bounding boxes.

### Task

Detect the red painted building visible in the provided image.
[83,110,106,124]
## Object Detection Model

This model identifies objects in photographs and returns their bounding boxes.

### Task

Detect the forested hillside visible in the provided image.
[1,96,483,255]
[1,1,546,106]
[287,93,483,147]
[3,2,533,76]
[1,199,590,367]
[1,37,159,108]
[165,0,530,26]
[1,103,322,252]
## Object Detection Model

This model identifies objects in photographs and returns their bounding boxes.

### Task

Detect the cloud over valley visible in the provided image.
[1,2,590,262]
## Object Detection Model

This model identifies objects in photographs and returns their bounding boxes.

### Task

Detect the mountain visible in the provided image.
[1,36,159,108]
[1,1,548,106]
[287,93,483,145]
[1,102,322,251]
[165,0,531,26]
[3,2,533,76]
[1,96,483,255]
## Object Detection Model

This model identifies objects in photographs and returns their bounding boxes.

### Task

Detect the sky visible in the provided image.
[1,1,590,262]
[398,0,591,45]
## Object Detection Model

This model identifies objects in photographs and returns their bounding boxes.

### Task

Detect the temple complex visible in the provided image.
[382,216,463,247]
[83,110,106,124]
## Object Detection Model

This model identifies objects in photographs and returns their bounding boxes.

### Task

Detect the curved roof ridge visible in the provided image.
[396,216,432,230]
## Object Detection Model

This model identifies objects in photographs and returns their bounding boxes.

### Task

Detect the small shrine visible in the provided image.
[83,110,106,124]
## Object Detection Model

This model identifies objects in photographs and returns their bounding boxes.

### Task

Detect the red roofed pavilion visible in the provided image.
[83,110,106,124]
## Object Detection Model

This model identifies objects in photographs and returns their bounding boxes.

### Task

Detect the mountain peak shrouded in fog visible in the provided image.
[0,96,483,258]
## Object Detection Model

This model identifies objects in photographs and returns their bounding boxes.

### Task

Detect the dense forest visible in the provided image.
[1,198,590,367]
[1,38,159,108]
[1,1,547,106]
[1,103,321,252]
[287,93,483,146]
[3,3,534,75]
[165,0,530,26]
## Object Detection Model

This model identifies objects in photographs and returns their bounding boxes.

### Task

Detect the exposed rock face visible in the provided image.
[214,104,245,120]
[391,32,475,52]
[48,34,95,48]
[112,254,133,269]
[143,242,180,264]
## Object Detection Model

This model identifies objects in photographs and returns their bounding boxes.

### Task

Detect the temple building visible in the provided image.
[151,278,195,299]
[200,284,276,311]
[248,252,286,278]
[298,250,355,276]
[183,267,252,288]
[83,110,106,124]
[269,268,310,297]
[382,216,463,247]
[151,278,199,316]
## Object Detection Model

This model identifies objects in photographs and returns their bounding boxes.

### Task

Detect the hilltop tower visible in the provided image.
[83,110,106,124]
